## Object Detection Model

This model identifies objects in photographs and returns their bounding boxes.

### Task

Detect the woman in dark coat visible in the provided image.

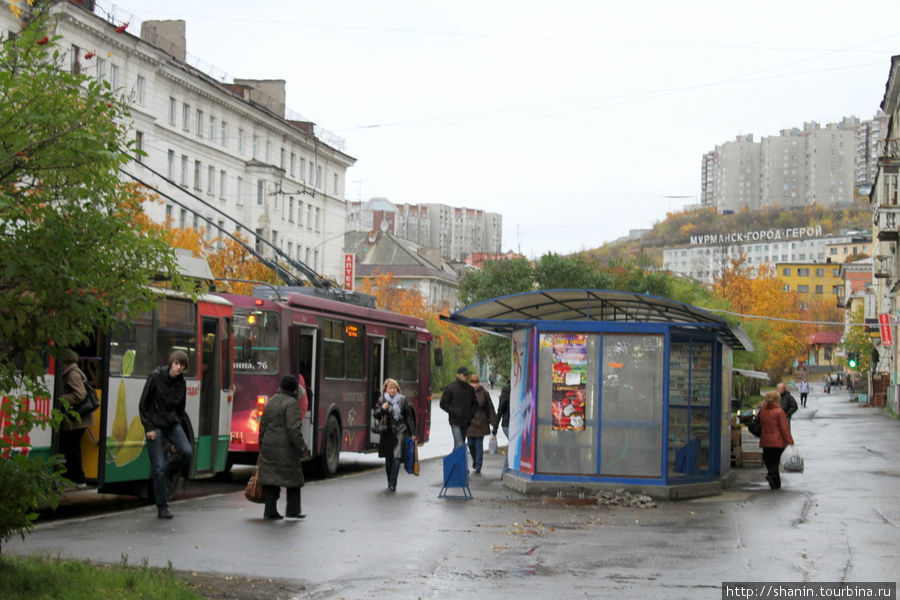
[258,375,306,520]
[374,378,416,491]
[466,374,497,474]
[759,390,795,490]
[59,350,94,486]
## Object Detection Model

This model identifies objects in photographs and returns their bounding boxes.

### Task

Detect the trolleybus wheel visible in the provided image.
[319,415,341,477]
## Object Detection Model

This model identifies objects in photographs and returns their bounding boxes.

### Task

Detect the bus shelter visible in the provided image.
[446,290,753,499]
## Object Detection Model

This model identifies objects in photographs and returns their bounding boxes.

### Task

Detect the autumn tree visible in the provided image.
[842,304,875,376]
[0,10,190,551]
[713,259,806,382]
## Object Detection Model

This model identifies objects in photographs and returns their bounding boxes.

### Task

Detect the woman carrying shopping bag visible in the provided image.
[375,378,416,491]
[758,390,795,490]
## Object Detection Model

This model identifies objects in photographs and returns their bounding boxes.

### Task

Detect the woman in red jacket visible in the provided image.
[759,390,795,490]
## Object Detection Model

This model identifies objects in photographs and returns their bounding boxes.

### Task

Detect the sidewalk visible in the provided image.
[8,384,900,599]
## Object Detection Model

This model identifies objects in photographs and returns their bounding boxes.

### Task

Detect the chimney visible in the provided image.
[234,79,286,118]
[141,20,186,63]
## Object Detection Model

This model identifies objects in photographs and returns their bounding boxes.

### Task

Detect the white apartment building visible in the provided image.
[347,198,503,261]
[663,234,854,284]
[1,2,355,282]
[702,114,887,214]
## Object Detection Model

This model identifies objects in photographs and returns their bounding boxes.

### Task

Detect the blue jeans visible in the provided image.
[467,436,484,471]
[450,424,467,450]
[147,424,192,509]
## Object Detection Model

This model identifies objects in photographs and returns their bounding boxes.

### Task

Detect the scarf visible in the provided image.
[385,392,402,421]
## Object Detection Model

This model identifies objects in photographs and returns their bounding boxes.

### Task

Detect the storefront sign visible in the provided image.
[879,313,892,347]
[343,254,355,290]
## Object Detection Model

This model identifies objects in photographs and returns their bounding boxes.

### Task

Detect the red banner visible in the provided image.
[879,313,892,347]
[343,254,355,290]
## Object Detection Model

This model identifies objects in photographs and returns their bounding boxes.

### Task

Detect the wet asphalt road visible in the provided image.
[11,384,900,599]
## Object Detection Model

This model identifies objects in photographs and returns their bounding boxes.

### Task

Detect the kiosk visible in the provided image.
[446,290,752,500]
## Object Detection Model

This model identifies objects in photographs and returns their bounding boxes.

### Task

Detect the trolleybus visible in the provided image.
[3,290,234,499]
[221,288,433,476]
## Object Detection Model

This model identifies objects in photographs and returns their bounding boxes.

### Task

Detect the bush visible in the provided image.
[0,453,66,555]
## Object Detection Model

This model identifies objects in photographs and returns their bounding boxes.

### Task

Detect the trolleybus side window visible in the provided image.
[233,309,279,373]
[402,331,418,382]
[346,321,365,380]
[385,329,401,381]
[109,297,196,377]
[323,319,345,378]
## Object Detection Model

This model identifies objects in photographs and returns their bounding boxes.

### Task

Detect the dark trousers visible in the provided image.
[762,447,786,489]
[59,428,86,483]
[384,456,402,489]
[263,485,301,517]
[800,392,808,407]
[147,424,192,509]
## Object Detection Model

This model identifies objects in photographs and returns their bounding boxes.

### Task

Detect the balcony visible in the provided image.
[875,205,900,242]
[877,138,900,165]
[874,255,893,279]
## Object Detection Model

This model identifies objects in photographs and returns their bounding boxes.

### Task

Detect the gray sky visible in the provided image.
[114,0,900,257]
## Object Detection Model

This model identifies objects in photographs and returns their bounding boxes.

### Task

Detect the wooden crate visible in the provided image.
[742,452,763,467]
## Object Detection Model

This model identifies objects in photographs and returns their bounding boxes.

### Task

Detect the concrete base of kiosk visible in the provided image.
[501,470,737,501]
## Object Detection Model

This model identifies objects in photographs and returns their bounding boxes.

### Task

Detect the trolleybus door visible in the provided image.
[368,336,385,447]
[291,326,317,444]
[192,316,224,477]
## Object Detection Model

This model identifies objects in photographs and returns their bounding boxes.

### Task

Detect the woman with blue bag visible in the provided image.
[375,378,416,491]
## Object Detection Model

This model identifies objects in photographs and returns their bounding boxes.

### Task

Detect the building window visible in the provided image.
[180,155,188,186]
[168,97,177,125]
[797,285,809,293]
[280,148,286,170]
[207,165,215,195]
[333,173,339,194]
[266,141,271,163]
[135,75,145,105]
[782,268,790,276]
[314,207,320,231]
[300,158,306,181]
[93,56,104,80]
[221,121,228,146]
[815,285,823,294]
[196,109,203,137]
[208,116,216,140]
[194,160,202,190]
[290,153,296,177]
[289,198,295,222]
[219,170,227,198]
[257,180,265,206]
[167,150,175,180]
[309,162,314,184]
[236,176,243,205]
[316,166,322,188]
[179,208,187,229]
[135,131,144,162]
[833,269,841,277]
[298,201,304,226]
[816,268,824,277]
[252,134,258,158]
[238,128,245,153]
[109,63,118,90]
[182,103,190,131]
[798,268,809,276]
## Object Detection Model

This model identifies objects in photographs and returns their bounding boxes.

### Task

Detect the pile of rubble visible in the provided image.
[595,488,657,509]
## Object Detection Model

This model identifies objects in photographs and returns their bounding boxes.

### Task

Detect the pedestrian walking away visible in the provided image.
[466,374,497,474]
[258,375,307,520]
[139,350,192,519]
[777,382,798,423]
[494,384,511,442]
[374,378,416,491]
[758,390,795,490]
[798,379,809,408]
[439,366,477,450]
[58,350,93,487]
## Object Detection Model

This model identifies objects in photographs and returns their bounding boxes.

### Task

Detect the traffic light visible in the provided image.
[847,352,858,369]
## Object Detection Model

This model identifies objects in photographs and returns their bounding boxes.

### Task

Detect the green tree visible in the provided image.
[842,305,874,375]
[533,253,611,290]
[0,10,189,552]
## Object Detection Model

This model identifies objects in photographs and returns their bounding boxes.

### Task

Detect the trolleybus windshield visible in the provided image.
[233,308,280,374]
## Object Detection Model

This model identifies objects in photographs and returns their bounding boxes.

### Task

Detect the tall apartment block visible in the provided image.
[701,112,889,213]
[347,199,503,261]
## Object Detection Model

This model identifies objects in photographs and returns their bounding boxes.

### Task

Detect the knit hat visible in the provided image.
[280,375,299,394]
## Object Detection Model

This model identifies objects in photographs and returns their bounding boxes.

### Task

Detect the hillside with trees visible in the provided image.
[586,204,872,266]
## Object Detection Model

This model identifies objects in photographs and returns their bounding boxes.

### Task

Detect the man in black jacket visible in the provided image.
[492,384,511,441]
[139,350,193,519]
[777,382,799,423]
[439,366,476,450]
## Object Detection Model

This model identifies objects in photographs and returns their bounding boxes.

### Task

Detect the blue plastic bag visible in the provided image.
[404,437,416,474]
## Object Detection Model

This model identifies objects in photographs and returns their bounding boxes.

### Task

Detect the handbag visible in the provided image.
[244,460,265,503]
[299,435,311,460]
[67,376,100,417]
[781,445,804,473]
[371,414,387,435]
[747,413,762,437]
[488,434,498,455]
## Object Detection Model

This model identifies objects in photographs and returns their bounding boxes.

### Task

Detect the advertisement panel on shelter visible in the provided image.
[549,334,587,431]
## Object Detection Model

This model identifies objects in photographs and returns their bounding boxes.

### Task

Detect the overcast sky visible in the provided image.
[113,0,900,258]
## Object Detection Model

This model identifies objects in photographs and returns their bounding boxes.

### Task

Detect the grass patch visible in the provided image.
[0,554,201,600]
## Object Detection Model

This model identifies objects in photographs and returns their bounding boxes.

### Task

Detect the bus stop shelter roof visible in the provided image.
[445,289,752,351]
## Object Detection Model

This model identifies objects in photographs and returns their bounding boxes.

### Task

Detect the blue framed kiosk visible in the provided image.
[446,290,753,500]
